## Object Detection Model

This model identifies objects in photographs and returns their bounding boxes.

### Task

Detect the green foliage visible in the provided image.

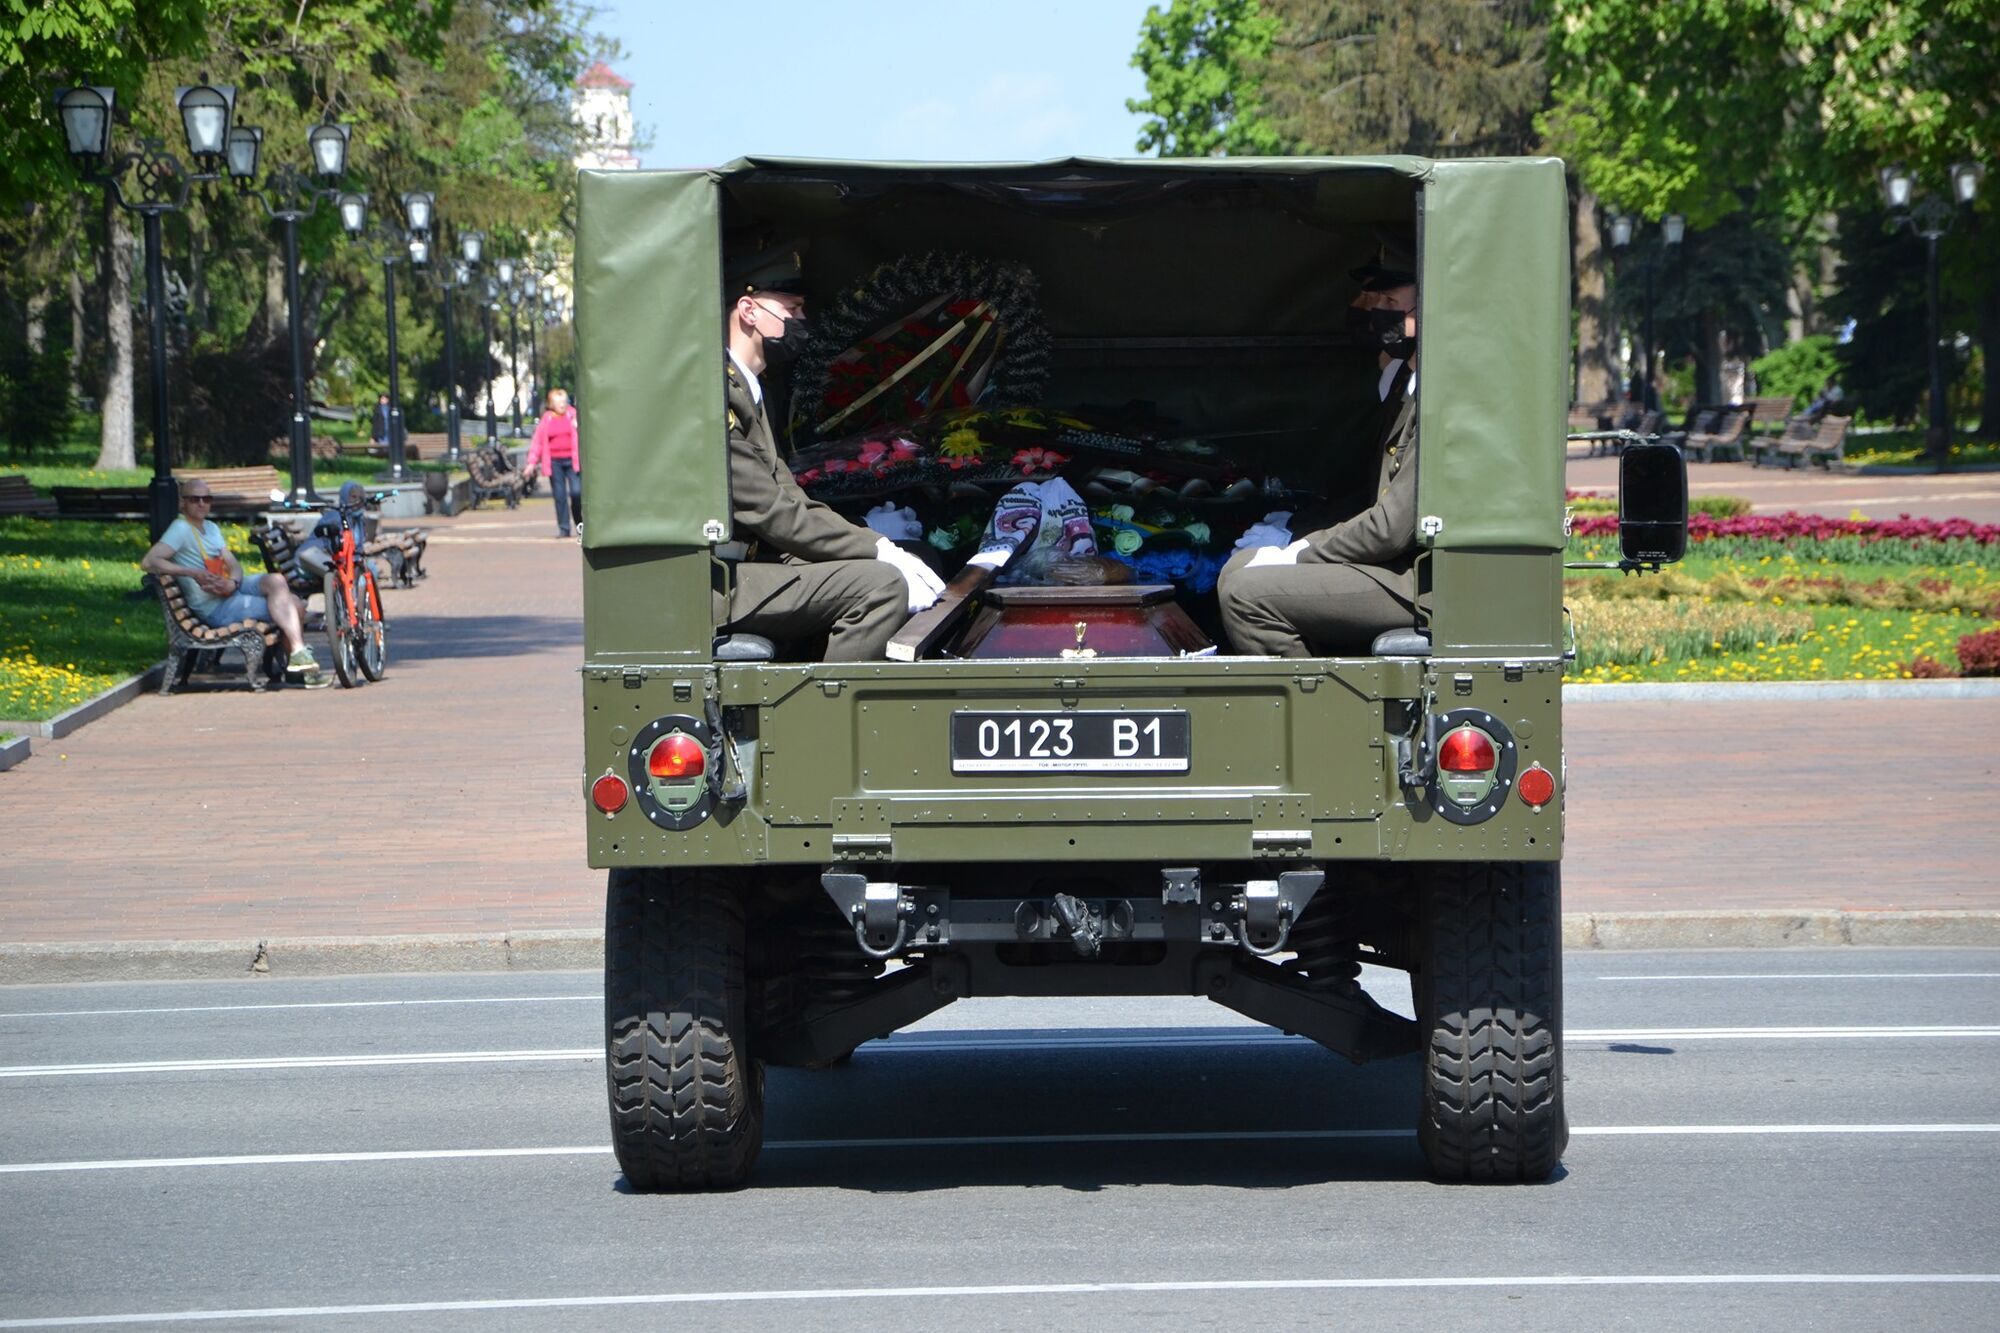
[1751,335,1841,411]
[0,339,76,458]
[1259,0,1547,156]
[1127,0,1282,156]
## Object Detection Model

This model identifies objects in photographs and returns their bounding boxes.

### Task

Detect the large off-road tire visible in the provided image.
[604,868,764,1191]
[1415,860,1567,1183]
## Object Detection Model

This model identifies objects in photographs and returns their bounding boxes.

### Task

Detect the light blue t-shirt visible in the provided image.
[160,516,231,617]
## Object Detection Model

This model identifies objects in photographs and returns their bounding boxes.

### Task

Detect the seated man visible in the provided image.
[715,249,942,661]
[1217,267,1422,656]
[141,481,330,687]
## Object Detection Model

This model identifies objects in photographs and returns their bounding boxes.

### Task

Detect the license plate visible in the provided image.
[950,710,1190,773]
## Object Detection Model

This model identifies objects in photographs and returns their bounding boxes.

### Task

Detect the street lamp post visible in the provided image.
[224,114,353,506]
[1879,161,1986,468]
[1606,210,1684,414]
[522,269,544,419]
[481,277,500,446]
[496,257,523,436]
[337,190,434,483]
[442,230,483,465]
[55,82,235,537]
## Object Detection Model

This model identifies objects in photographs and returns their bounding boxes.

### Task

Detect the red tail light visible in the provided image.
[590,773,629,813]
[647,732,706,780]
[1438,727,1497,773]
[1517,764,1556,807]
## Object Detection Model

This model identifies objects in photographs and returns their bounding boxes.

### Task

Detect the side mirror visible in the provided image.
[1618,441,1688,566]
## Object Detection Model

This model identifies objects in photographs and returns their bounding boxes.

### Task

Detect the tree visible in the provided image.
[1259,0,1547,157]
[1128,0,1283,156]
[1542,0,2000,432]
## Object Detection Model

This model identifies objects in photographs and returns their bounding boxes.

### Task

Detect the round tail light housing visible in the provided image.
[1424,710,1517,825]
[1517,763,1556,809]
[1438,726,1498,773]
[590,772,629,814]
[646,731,706,780]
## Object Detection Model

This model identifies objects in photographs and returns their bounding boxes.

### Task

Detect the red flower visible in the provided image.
[1012,447,1068,474]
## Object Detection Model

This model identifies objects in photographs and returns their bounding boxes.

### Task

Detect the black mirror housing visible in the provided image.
[1618,441,1688,565]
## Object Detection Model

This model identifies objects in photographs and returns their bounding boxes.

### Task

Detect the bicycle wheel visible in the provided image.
[357,568,387,681]
[322,572,361,688]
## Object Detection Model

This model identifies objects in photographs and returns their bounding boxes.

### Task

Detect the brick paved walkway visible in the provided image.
[1,490,1996,946]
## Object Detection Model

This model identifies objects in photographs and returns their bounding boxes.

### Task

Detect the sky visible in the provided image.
[586,0,1155,167]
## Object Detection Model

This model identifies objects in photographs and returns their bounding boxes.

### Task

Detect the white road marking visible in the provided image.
[4,1124,1996,1174]
[1595,973,2000,982]
[6,1024,1998,1078]
[4,1274,1997,1326]
[0,996,599,1020]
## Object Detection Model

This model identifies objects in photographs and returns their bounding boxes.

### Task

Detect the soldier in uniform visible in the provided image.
[1217,265,1422,656]
[717,248,944,661]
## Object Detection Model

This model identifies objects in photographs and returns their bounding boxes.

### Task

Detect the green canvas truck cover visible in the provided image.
[575,155,1568,558]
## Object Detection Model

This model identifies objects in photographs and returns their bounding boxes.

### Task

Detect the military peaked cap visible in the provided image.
[728,240,807,296]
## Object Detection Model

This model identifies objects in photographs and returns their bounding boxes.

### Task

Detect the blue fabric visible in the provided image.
[200,583,270,628]
[1105,547,1226,594]
[550,457,579,534]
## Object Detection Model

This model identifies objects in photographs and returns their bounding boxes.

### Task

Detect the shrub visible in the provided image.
[1958,627,2000,677]
[1568,597,1812,671]
[1902,655,1954,679]
[1690,495,1752,519]
[1751,335,1840,411]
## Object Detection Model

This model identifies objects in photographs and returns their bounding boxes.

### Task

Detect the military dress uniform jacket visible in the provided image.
[1296,383,1420,608]
[724,358,878,565]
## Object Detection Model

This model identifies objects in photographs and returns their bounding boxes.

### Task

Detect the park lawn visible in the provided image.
[1564,602,1988,684]
[6,414,454,493]
[0,516,258,722]
[1839,429,2000,470]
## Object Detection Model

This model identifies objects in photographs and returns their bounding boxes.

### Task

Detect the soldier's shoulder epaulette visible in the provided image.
[726,407,742,432]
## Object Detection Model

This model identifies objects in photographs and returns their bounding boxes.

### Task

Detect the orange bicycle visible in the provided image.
[315,492,388,688]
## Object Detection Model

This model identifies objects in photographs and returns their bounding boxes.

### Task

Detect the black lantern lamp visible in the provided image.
[308,120,351,178]
[1877,163,1915,213]
[1662,213,1686,246]
[1952,161,1987,207]
[1606,209,1682,413]
[401,190,435,236]
[459,230,483,265]
[408,235,430,266]
[55,85,115,161]
[336,191,368,235]
[172,81,235,165]
[224,125,261,181]
[496,256,515,286]
[1606,211,1634,250]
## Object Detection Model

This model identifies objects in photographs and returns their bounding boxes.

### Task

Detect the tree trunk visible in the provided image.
[95,200,136,472]
[1693,308,1723,408]
[1573,189,1614,403]
[246,249,288,350]
[26,289,48,353]
[67,267,86,402]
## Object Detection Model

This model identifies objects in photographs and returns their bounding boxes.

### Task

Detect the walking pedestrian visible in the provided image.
[524,387,582,537]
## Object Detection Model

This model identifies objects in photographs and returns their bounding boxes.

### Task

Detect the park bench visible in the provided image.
[464,443,526,508]
[1661,406,1720,456]
[150,573,287,694]
[1757,414,1850,469]
[1746,396,1794,433]
[0,474,56,517]
[251,514,428,592]
[266,436,341,463]
[1684,406,1751,463]
[1568,400,1617,436]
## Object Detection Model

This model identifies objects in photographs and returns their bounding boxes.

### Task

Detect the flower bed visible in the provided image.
[1570,510,2000,568]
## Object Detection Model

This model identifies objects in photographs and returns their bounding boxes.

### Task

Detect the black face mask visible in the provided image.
[760,312,810,371]
[1346,305,1416,360]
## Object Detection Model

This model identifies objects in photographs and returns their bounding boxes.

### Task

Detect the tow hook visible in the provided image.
[822,872,913,959]
[1234,871,1323,956]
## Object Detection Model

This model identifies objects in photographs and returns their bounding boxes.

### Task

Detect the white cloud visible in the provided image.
[875,72,1084,161]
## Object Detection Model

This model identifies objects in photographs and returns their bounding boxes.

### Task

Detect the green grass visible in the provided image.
[3,414,456,492]
[0,515,258,721]
[1840,429,2000,469]
[1565,602,1988,683]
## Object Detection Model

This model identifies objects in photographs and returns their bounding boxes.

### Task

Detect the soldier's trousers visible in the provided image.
[1217,550,1414,657]
[720,558,908,662]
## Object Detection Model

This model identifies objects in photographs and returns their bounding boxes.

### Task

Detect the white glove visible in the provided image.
[1233,511,1294,550]
[876,536,946,613]
[1245,538,1309,568]
[864,502,923,541]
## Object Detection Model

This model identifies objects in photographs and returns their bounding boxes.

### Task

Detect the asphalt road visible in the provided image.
[2,951,1996,1330]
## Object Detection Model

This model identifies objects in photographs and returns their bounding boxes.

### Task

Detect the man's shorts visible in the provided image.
[200,583,271,628]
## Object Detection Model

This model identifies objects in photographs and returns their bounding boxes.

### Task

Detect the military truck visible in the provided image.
[574,155,1686,1190]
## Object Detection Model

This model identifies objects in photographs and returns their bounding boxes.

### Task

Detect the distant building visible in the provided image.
[574,62,640,172]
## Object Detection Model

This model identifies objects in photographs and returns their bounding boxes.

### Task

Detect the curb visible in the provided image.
[1563,679,2000,703]
[3,913,1996,984]
[0,733,31,772]
[0,664,164,742]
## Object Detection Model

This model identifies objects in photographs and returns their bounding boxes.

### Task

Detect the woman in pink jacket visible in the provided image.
[524,387,581,537]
